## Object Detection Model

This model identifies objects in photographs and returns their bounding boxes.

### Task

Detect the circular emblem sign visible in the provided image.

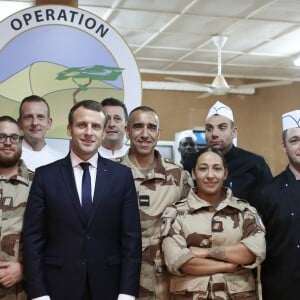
[0,5,141,137]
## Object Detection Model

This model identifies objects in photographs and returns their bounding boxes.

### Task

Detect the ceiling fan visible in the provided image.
[166,35,293,98]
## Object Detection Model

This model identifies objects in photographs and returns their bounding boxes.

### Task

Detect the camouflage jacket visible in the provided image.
[161,188,266,295]
[0,160,33,263]
[117,150,192,267]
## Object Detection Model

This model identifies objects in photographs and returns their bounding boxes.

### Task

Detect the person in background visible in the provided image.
[116,106,192,299]
[18,95,64,172]
[22,100,141,300]
[183,100,273,206]
[254,109,300,300]
[99,97,128,158]
[174,129,197,165]
[161,146,266,299]
[0,115,33,300]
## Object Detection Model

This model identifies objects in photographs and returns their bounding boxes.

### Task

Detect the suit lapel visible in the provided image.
[88,155,109,226]
[61,155,87,225]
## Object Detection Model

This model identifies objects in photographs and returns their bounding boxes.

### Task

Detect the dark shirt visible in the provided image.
[183,145,273,206]
[255,167,300,300]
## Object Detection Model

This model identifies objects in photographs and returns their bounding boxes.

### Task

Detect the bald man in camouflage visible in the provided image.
[116,106,192,299]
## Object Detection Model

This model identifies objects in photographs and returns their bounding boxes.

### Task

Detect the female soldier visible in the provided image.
[161,146,266,299]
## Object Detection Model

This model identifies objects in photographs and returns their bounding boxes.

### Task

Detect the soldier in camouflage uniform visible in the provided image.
[0,116,33,300]
[161,147,266,299]
[117,106,192,299]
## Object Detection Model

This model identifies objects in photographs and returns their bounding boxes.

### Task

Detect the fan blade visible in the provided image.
[236,80,293,89]
[164,76,211,88]
[226,87,255,95]
[143,81,211,92]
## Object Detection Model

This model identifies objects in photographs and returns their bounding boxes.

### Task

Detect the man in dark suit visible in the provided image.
[22,100,142,300]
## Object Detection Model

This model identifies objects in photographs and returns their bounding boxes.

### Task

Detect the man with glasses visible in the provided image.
[0,115,33,300]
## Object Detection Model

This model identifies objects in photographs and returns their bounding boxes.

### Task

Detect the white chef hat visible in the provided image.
[206,101,234,122]
[175,129,197,147]
[282,110,300,131]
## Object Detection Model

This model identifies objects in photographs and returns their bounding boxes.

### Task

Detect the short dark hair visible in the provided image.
[0,115,19,126]
[128,106,159,127]
[192,146,227,171]
[68,100,106,125]
[129,106,157,118]
[101,97,128,121]
[282,129,287,147]
[19,95,50,118]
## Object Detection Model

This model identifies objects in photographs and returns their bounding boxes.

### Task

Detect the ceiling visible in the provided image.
[2,0,300,84]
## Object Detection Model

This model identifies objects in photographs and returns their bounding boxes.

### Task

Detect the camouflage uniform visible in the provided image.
[0,160,33,300]
[117,150,192,299]
[161,188,266,300]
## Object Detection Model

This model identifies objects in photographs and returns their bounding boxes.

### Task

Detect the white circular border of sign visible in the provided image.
[0,4,142,113]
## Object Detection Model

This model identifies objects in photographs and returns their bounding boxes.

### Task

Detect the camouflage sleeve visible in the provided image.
[180,170,193,199]
[240,205,266,268]
[160,206,195,276]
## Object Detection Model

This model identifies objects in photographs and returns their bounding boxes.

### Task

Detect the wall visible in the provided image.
[141,73,300,176]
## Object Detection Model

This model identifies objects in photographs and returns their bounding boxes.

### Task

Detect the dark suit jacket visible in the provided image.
[255,167,300,300]
[22,154,142,300]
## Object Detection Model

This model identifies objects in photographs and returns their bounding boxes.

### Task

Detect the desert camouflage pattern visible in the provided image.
[161,188,266,300]
[117,150,192,299]
[0,160,33,299]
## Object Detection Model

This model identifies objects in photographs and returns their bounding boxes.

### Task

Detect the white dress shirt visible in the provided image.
[32,151,134,300]
[71,151,97,203]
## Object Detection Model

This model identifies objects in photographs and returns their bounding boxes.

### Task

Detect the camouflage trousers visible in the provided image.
[169,278,257,300]
[0,284,26,300]
[138,261,170,300]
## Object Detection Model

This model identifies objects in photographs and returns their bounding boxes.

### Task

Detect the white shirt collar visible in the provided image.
[99,144,128,158]
[70,150,98,168]
[22,139,47,151]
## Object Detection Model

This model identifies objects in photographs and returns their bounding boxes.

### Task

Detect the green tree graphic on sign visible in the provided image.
[56,65,124,104]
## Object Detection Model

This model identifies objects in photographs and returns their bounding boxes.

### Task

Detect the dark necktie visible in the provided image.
[80,162,92,220]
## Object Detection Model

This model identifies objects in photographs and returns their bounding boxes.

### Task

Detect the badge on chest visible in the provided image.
[2,197,13,207]
[212,220,223,232]
[139,195,150,207]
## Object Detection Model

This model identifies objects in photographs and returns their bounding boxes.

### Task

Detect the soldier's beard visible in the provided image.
[0,148,22,168]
